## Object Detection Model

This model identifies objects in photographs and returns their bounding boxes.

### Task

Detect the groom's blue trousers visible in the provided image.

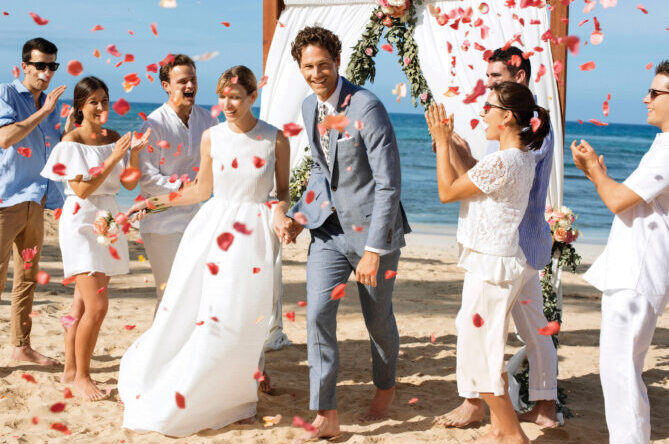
[306,214,400,411]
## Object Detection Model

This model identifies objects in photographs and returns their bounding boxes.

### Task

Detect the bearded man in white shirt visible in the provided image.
[138,54,217,310]
[572,60,669,444]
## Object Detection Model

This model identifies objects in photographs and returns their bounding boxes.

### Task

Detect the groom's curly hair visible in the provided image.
[291,26,342,65]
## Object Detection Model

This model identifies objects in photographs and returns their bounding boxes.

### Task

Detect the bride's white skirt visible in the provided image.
[118,197,279,437]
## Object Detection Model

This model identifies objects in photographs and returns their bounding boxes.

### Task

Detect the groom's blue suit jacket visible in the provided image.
[288,77,411,256]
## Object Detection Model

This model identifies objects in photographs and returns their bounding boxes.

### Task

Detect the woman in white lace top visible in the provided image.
[425,81,551,444]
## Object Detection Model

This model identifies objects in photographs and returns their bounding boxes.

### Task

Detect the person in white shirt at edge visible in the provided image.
[426,82,551,444]
[571,60,669,444]
[437,46,559,429]
[138,54,217,312]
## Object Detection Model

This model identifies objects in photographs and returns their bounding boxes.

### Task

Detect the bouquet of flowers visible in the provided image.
[94,210,131,246]
[545,205,579,245]
[377,0,411,21]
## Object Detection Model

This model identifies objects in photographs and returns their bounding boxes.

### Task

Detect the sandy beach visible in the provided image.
[1,213,667,443]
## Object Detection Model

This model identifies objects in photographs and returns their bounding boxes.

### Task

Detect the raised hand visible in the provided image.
[126,200,149,223]
[131,128,151,154]
[425,103,454,150]
[42,85,67,115]
[112,132,132,158]
[570,139,603,180]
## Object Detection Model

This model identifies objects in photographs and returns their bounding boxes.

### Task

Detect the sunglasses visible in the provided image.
[25,61,60,72]
[648,88,669,100]
[483,101,511,114]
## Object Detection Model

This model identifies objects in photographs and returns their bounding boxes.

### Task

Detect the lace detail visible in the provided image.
[458,149,535,258]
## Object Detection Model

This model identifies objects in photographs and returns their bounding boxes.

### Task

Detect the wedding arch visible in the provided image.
[259,0,575,417]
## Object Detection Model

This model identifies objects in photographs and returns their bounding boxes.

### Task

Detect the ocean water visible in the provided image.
[101,102,657,243]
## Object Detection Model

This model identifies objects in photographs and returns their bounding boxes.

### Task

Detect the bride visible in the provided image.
[117,65,292,437]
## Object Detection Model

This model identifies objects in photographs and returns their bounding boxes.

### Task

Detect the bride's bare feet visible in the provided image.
[60,368,76,384]
[358,386,395,422]
[436,398,485,428]
[293,410,340,444]
[74,376,108,401]
[518,400,559,428]
[260,371,271,393]
[11,346,59,366]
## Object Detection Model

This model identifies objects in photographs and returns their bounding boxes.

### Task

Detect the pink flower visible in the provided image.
[553,211,565,219]
[114,212,128,226]
[365,47,373,57]
[94,218,109,236]
[554,227,568,243]
[568,214,575,223]
[22,246,37,263]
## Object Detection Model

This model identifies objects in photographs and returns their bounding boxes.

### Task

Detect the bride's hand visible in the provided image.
[131,128,151,154]
[126,200,148,223]
[425,103,454,150]
[273,212,294,244]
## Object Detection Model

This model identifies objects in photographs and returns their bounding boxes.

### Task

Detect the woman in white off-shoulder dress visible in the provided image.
[117,66,293,437]
[41,76,150,401]
[426,81,552,444]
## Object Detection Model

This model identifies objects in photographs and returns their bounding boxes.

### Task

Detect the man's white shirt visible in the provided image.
[138,103,218,234]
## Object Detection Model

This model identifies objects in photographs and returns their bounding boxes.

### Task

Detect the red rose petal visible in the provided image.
[331,283,346,300]
[109,246,120,260]
[36,270,50,285]
[221,21,231,27]
[106,44,121,58]
[408,397,419,404]
[150,22,158,36]
[538,321,560,336]
[253,156,266,168]
[63,387,74,398]
[32,416,39,425]
[233,222,253,235]
[293,416,318,433]
[430,333,436,343]
[253,267,261,274]
[579,61,596,71]
[11,66,20,79]
[120,167,141,183]
[298,300,307,307]
[91,24,104,32]
[195,321,204,326]
[29,12,48,25]
[50,402,66,413]
[231,158,238,168]
[206,262,219,275]
[463,79,486,104]
[217,232,234,251]
[381,43,393,53]
[530,117,541,132]
[62,275,76,286]
[519,299,531,305]
[17,146,32,158]
[72,202,81,215]
[472,313,484,327]
[21,373,37,383]
[282,122,303,137]
[384,270,397,279]
[50,423,71,435]
[112,98,130,116]
[52,163,67,176]
[124,324,136,330]
[175,392,186,409]
[294,212,308,225]
[636,4,648,14]
[470,119,479,129]
[284,311,295,322]
[66,60,83,76]
[588,118,608,126]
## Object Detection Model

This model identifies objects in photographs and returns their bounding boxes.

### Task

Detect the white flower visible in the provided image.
[96,235,110,246]
[107,222,119,236]
[388,0,406,6]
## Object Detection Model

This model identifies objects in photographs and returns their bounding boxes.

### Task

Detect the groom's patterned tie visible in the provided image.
[317,102,330,166]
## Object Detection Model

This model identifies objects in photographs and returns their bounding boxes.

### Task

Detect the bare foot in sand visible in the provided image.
[74,376,107,401]
[436,398,485,428]
[12,346,59,366]
[358,386,395,422]
[60,368,76,384]
[293,410,341,444]
[260,371,271,393]
[474,429,530,444]
[518,400,559,428]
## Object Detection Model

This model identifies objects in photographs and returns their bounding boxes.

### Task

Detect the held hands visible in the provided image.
[273,212,299,245]
[425,103,454,150]
[356,250,380,287]
[570,139,607,181]
[126,200,149,223]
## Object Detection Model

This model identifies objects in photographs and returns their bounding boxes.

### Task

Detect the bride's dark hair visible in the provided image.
[491,81,550,150]
[216,65,257,97]
[72,76,109,125]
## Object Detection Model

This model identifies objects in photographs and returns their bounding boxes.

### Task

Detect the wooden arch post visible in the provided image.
[263,0,285,73]
[548,0,569,133]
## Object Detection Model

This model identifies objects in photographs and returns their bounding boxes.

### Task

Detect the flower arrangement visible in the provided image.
[289,150,313,205]
[545,205,579,244]
[378,0,411,21]
[94,210,131,246]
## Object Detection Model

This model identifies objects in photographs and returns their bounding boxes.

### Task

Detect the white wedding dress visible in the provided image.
[118,120,281,437]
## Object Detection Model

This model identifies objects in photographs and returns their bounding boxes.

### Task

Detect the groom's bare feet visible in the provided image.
[293,410,340,444]
[518,400,559,428]
[60,368,76,384]
[358,386,395,422]
[11,346,59,366]
[260,371,271,393]
[74,376,108,401]
[435,398,485,428]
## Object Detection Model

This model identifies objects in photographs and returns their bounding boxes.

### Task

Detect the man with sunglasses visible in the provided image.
[437,46,559,430]
[572,60,669,444]
[0,38,69,366]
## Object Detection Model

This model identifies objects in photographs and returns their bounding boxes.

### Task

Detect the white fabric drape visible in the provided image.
[413,0,563,208]
[259,1,376,168]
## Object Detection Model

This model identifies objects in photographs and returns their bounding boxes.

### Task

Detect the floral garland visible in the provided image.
[289,148,313,205]
[346,0,433,108]
[515,205,581,418]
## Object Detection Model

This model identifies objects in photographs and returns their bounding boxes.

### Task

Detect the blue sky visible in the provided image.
[0,0,666,125]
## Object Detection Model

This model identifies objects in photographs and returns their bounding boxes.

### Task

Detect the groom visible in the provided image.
[286,26,411,438]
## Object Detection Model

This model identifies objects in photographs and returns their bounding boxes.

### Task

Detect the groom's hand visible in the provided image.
[356,251,380,287]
